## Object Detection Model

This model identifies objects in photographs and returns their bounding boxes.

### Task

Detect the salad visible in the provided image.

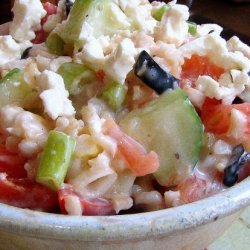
[0,0,249,216]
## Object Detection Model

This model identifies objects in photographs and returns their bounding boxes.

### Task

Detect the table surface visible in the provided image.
[209,206,250,250]
[0,1,249,249]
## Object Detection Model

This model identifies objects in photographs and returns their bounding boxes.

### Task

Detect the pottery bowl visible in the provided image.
[0,177,249,250]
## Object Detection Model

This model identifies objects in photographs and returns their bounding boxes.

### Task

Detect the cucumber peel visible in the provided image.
[60,0,131,47]
[57,62,95,95]
[120,89,203,187]
[0,68,32,107]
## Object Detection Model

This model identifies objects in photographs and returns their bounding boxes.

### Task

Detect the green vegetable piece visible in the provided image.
[102,82,127,110]
[60,0,131,46]
[36,131,75,191]
[187,21,197,36]
[0,68,32,107]
[152,4,169,21]
[57,62,95,94]
[46,33,65,56]
[0,68,21,84]
[120,89,203,187]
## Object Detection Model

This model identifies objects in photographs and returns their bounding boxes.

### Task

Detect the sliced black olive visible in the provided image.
[66,0,74,16]
[223,145,250,187]
[232,96,244,104]
[134,50,179,94]
[21,47,32,59]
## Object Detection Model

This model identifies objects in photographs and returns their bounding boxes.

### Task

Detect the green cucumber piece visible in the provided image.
[152,4,169,21]
[46,33,65,56]
[187,21,197,36]
[57,62,95,95]
[0,68,32,107]
[36,131,76,191]
[120,89,203,187]
[60,0,131,46]
[101,82,127,111]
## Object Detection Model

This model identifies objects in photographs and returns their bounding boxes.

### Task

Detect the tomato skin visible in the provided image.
[201,98,250,141]
[0,145,27,178]
[180,55,225,89]
[96,70,106,82]
[32,2,57,44]
[201,98,232,135]
[104,118,159,177]
[58,184,115,216]
[0,176,58,212]
[178,175,207,203]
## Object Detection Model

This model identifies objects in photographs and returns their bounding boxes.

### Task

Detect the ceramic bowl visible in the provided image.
[0,177,249,250]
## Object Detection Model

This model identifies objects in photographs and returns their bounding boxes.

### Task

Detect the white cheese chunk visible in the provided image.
[10,0,46,42]
[180,33,250,71]
[105,38,138,84]
[37,70,75,120]
[0,36,21,66]
[227,36,250,59]
[154,4,189,47]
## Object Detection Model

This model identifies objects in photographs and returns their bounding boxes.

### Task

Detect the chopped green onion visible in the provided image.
[57,62,95,94]
[187,21,197,36]
[152,4,169,21]
[0,68,21,84]
[101,82,127,110]
[0,68,32,107]
[46,33,65,56]
[36,131,75,191]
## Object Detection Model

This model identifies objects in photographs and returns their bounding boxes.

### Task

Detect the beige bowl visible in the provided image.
[0,177,249,250]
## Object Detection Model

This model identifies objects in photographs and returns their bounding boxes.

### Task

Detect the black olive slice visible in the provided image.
[134,50,179,94]
[223,145,250,187]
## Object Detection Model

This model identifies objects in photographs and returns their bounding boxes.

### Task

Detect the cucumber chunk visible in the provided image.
[60,0,131,46]
[57,62,95,95]
[0,68,32,107]
[120,89,203,187]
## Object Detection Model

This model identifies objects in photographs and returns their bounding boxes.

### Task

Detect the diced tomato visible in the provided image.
[32,2,57,44]
[232,103,250,135]
[180,55,225,88]
[178,175,207,203]
[201,98,232,135]
[0,145,27,178]
[104,118,159,176]
[178,173,224,203]
[0,176,58,212]
[58,184,115,215]
[201,98,250,141]
[238,162,250,182]
[96,70,106,82]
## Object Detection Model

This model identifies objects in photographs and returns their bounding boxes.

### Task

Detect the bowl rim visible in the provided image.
[0,177,249,241]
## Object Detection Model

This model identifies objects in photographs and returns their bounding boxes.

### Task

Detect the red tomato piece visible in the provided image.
[178,175,207,203]
[201,98,232,135]
[201,98,250,140]
[180,55,225,88]
[238,162,250,182]
[104,118,159,176]
[32,2,57,44]
[0,145,27,178]
[232,103,250,135]
[0,176,58,212]
[96,70,106,82]
[58,184,115,215]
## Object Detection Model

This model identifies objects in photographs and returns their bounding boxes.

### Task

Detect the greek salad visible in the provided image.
[0,0,250,215]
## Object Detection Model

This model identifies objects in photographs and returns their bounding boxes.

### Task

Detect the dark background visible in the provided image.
[0,0,249,39]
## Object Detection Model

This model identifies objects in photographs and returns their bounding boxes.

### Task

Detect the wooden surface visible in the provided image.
[191,0,250,37]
